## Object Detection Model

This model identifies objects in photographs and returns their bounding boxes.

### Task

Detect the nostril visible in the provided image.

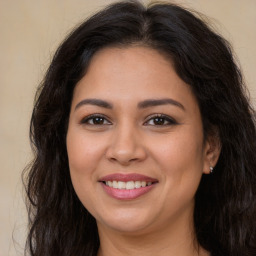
[105,136,147,164]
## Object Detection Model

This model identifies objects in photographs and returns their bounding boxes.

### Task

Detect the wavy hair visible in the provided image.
[24,1,256,255]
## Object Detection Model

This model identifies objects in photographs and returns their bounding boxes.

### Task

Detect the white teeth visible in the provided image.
[117,181,126,189]
[112,180,118,188]
[105,180,154,189]
[134,181,141,188]
[126,181,135,189]
[106,181,112,187]
[141,181,146,187]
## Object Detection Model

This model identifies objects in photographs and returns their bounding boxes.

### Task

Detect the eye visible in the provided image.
[81,114,111,125]
[144,114,177,126]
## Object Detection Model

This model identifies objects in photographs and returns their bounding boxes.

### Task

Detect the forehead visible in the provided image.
[72,46,197,110]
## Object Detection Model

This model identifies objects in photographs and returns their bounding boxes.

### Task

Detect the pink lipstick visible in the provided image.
[99,173,158,200]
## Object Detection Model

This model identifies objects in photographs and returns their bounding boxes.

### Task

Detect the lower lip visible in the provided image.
[101,183,156,200]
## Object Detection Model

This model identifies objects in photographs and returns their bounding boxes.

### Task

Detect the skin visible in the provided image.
[66,46,220,256]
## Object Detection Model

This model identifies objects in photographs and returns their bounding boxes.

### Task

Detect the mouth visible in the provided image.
[99,173,158,200]
[102,180,155,189]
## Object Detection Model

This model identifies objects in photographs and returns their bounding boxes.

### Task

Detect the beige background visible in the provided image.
[0,0,255,255]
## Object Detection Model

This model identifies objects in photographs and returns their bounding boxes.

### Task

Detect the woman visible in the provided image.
[24,1,256,256]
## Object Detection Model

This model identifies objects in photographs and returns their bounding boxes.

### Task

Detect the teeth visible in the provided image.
[105,180,154,189]
[141,181,146,187]
[118,181,126,189]
[113,181,118,188]
[106,181,112,187]
[126,181,134,189]
[134,181,141,188]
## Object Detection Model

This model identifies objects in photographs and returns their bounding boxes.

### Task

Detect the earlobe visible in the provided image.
[203,133,221,174]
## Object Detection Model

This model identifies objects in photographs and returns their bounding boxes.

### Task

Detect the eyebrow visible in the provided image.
[75,98,113,110]
[138,98,185,110]
[74,98,185,111]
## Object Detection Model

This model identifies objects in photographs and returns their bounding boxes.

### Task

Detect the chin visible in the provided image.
[96,209,156,234]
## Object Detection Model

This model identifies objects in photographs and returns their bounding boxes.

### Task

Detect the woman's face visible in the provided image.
[66,46,215,234]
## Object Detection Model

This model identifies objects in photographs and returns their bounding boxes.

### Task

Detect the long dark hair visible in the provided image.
[24,1,256,255]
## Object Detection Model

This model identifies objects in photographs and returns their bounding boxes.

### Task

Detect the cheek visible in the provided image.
[150,128,204,196]
[152,131,204,169]
[66,129,103,212]
[66,129,105,175]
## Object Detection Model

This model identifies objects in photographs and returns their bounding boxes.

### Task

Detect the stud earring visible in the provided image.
[210,166,214,173]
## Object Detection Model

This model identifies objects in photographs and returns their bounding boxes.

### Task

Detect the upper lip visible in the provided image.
[99,173,158,183]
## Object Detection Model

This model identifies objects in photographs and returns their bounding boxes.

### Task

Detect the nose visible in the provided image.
[105,123,147,165]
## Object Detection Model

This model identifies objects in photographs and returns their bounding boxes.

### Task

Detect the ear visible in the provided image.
[203,131,221,174]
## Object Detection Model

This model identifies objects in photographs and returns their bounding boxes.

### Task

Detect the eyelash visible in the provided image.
[144,114,177,126]
[80,114,112,125]
[80,114,177,126]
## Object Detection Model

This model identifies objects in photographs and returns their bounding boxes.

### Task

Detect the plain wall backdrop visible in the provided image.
[0,0,255,255]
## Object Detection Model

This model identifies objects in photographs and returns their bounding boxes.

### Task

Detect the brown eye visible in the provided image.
[145,114,177,126]
[90,117,105,125]
[152,117,166,125]
[81,115,111,125]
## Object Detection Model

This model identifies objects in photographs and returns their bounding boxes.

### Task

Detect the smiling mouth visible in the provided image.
[102,180,155,190]
[99,173,158,200]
